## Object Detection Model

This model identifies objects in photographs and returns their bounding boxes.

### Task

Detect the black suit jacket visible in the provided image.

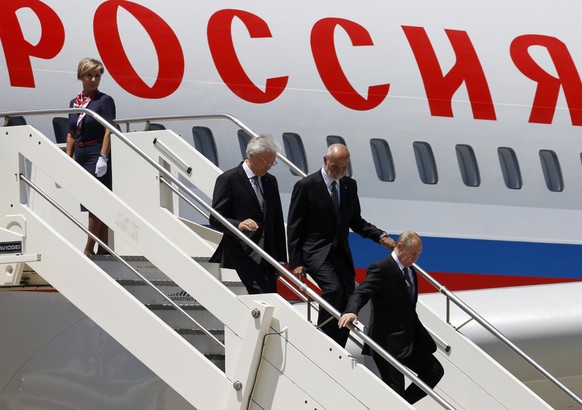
[209,163,287,268]
[345,256,436,358]
[287,170,384,274]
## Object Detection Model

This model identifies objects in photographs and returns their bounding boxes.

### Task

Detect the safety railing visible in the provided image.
[21,108,581,408]
[114,113,307,178]
[1,108,225,351]
[146,111,581,408]
[413,263,582,407]
[19,172,225,351]
[118,114,360,336]
[113,113,456,409]
[1,108,454,409]
[116,113,367,334]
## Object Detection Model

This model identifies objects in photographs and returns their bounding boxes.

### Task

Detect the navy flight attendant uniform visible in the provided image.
[68,91,116,192]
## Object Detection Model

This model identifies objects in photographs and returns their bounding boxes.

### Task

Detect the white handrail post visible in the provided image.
[224,299,275,409]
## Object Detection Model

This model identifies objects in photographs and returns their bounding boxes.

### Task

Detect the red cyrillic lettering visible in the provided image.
[208,10,287,103]
[403,26,496,120]
[0,0,64,87]
[94,0,184,98]
[311,18,389,111]
[511,35,582,126]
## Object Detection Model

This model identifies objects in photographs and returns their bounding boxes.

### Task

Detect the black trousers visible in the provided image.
[236,258,278,294]
[373,344,444,404]
[311,248,355,347]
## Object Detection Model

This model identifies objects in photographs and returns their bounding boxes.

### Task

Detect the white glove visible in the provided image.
[96,155,108,177]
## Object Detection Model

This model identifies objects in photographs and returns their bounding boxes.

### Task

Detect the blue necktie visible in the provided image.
[330,181,340,214]
[403,267,415,300]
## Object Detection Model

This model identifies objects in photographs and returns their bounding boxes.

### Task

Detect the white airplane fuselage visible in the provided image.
[2,0,582,288]
[1,0,582,407]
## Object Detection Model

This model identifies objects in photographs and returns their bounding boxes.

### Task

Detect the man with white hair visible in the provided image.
[210,134,287,294]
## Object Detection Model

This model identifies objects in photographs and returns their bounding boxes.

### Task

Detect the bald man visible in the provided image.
[287,144,395,347]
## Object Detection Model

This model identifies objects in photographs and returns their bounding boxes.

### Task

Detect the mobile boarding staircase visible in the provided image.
[0,109,579,409]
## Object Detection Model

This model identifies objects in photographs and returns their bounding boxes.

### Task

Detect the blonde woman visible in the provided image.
[65,57,116,255]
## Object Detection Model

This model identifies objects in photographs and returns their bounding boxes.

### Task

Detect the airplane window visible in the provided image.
[413,141,438,184]
[52,117,69,144]
[237,130,252,160]
[282,132,308,176]
[5,115,26,126]
[498,147,522,189]
[370,139,395,182]
[146,122,166,131]
[456,144,480,187]
[326,135,352,177]
[192,126,219,166]
[539,150,563,192]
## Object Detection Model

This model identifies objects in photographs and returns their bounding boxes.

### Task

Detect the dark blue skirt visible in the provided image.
[74,142,112,211]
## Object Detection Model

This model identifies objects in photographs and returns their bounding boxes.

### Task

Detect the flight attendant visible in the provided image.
[66,57,116,255]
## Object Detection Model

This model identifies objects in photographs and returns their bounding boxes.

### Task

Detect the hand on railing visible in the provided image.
[338,312,359,328]
[291,265,306,279]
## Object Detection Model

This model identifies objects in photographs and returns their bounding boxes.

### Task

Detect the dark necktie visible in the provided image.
[330,180,340,214]
[250,176,265,264]
[403,267,416,300]
[251,176,264,211]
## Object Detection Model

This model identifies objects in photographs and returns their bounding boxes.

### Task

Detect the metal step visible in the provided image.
[117,279,244,303]
[145,303,223,329]
[176,328,225,354]
[93,255,221,281]
[203,354,225,372]
[91,255,229,370]
[117,279,198,304]
[152,305,226,369]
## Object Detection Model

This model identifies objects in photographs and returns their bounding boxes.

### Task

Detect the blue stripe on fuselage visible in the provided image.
[349,234,582,279]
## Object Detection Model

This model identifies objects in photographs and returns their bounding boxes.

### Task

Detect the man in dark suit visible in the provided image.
[339,231,444,404]
[209,134,287,294]
[287,143,395,347]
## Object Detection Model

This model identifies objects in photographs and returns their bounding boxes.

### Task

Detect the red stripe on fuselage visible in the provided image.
[354,268,581,293]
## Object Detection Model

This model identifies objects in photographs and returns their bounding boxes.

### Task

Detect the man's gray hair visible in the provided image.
[246,134,281,157]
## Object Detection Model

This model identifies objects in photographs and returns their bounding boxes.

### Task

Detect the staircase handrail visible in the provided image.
[18,173,225,350]
[13,108,575,407]
[2,108,228,350]
[413,262,582,407]
[114,112,307,178]
[1,108,454,409]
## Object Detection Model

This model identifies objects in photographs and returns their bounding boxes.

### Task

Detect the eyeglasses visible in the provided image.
[257,153,277,167]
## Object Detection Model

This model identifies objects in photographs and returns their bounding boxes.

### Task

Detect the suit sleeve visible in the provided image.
[286,181,307,270]
[415,317,437,353]
[344,262,384,314]
[269,176,288,263]
[101,95,116,123]
[209,173,241,236]
[348,180,384,241]
[68,98,77,133]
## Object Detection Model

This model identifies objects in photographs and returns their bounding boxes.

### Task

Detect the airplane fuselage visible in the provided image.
[2,0,582,288]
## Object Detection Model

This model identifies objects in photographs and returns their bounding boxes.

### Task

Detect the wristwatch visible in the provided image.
[379,232,388,241]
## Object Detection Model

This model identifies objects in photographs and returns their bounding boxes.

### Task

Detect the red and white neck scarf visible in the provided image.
[73,90,94,133]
